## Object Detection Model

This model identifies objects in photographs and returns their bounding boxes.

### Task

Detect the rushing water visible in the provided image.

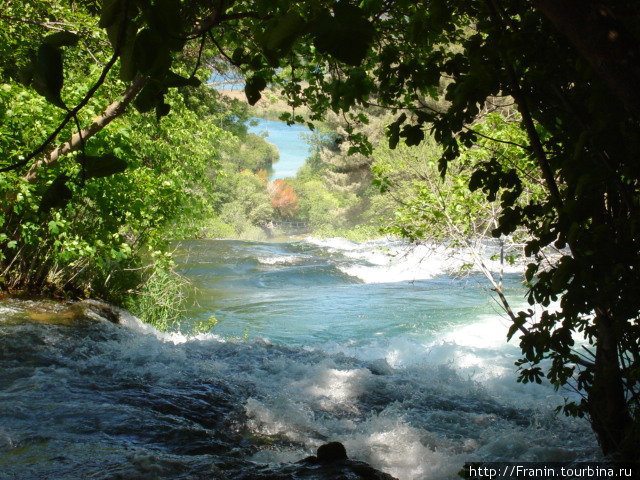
[0,238,600,480]
[247,118,313,180]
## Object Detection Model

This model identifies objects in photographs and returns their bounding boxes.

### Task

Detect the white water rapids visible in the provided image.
[0,238,599,480]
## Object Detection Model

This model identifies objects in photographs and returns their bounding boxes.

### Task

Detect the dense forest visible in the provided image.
[1,0,640,467]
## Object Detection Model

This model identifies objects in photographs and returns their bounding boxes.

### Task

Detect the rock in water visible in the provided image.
[316,442,348,463]
[295,442,398,479]
[232,441,398,479]
[78,299,126,323]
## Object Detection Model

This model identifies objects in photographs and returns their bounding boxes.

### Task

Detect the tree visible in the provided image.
[268,179,299,218]
[2,0,640,460]
[281,0,640,459]
[374,1,640,459]
[0,0,253,323]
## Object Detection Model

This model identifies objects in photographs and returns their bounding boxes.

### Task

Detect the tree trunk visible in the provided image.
[589,310,635,460]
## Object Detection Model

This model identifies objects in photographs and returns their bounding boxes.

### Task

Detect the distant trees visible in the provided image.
[238,134,279,172]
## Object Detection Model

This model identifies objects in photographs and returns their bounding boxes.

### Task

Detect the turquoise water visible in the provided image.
[177,239,522,348]
[0,238,600,480]
[247,118,313,179]
[209,72,244,90]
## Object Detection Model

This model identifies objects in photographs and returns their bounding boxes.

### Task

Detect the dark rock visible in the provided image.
[317,441,348,463]
[367,359,393,376]
[289,442,398,479]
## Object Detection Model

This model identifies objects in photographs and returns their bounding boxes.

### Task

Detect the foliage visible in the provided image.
[206,164,275,239]
[379,113,543,246]
[237,133,279,172]
[311,223,382,243]
[2,0,640,460]
[268,179,299,218]
[273,0,640,459]
[124,262,190,331]
[293,179,342,227]
[332,1,639,460]
[0,70,235,323]
[191,315,219,335]
[290,112,395,236]
[0,0,263,327]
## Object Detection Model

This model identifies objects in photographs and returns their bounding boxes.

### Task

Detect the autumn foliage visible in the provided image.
[268,179,299,217]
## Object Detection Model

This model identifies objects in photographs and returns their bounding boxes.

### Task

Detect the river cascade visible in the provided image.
[0,238,599,480]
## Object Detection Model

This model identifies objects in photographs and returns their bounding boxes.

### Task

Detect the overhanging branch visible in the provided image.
[24,76,148,183]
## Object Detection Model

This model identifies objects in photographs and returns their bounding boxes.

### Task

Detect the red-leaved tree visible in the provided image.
[268,179,299,218]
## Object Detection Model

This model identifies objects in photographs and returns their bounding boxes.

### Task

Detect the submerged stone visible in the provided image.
[224,442,398,479]
[78,299,127,324]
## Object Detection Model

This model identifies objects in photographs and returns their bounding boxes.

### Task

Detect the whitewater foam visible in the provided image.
[0,238,598,480]
[306,236,525,284]
[257,254,309,265]
[0,301,599,480]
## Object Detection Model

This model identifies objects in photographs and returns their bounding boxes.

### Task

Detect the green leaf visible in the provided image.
[133,30,172,76]
[311,4,374,66]
[401,124,424,146]
[17,64,35,87]
[81,154,128,178]
[387,113,406,149]
[147,0,184,50]
[231,47,248,65]
[156,103,171,120]
[133,29,160,74]
[106,20,122,49]
[32,44,65,108]
[468,170,483,192]
[40,175,72,212]
[134,80,165,113]
[163,71,200,88]
[187,76,202,87]
[245,75,267,105]
[47,220,60,234]
[256,12,306,66]
[119,23,139,81]
[43,31,79,47]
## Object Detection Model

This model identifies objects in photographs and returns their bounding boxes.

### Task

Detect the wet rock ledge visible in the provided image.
[0,297,129,326]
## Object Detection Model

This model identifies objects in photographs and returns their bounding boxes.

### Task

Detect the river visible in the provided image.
[0,238,599,480]
[247,118,313,179]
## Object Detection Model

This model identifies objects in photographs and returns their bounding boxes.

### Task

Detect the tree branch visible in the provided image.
[209,32,241,67]
[463,124,530,150]
[24,76,148,183]
[484,0,564,209]
[0,2,131,174]
[0,14,77,33]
